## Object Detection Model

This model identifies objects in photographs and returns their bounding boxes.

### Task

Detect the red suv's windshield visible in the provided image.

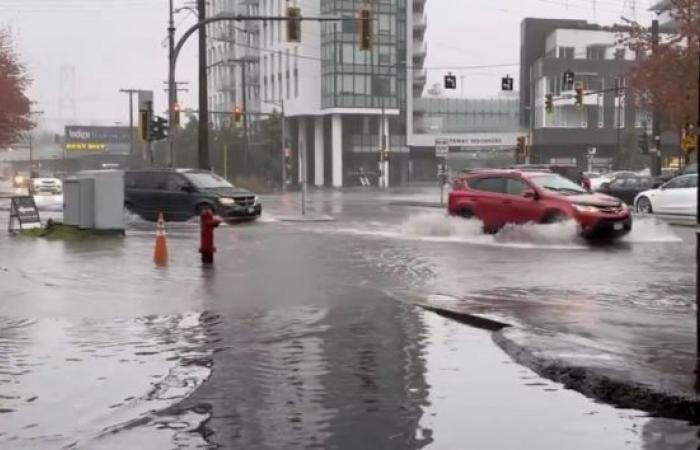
[530,174,587,195]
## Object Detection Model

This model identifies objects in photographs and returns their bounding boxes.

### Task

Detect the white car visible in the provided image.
[634,174,697,216]
[30,177,63,195]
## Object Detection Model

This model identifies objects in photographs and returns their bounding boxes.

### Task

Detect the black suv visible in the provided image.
[125,169,261,222]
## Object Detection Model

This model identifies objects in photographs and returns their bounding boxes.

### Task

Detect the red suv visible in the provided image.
[448,170,632,238]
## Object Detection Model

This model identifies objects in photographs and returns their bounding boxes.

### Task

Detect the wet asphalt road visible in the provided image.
[1,187,699,449]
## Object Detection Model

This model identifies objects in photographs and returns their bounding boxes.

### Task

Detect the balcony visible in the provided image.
[413,0,426,13]
[412,41,427,61]
[413,69,427,86]
[413,13,427,31]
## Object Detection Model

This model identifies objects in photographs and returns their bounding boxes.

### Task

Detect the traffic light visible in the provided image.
[574,84,584,109]
[286,6,301,43]
[150,116,169,141]
[545,93,553,113]
[139,101,152,141]
[233,105,243,124]
[501,75,514,91]
[359,8,372,51]
[172,102,181,126]
[562,70,575,90]
[444,72,457,90]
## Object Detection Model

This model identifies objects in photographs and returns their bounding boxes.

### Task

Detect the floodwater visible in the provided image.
[0,188,698,449]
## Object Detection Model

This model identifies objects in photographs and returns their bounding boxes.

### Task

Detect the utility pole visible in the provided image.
[241,59,249,172]
[652,19,662,176]
[119,89,139,157]
[696,30,700,362]
[197,0,210,170]
[168,0,177,168]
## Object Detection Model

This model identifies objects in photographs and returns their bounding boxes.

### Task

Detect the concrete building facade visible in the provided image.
[520,18,650,170]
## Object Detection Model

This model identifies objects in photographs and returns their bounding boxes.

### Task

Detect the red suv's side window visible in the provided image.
[505,178,530,195]
[468,177,505,193]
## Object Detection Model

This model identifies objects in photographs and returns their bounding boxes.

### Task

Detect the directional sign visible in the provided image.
[435,138,450,157]
[682,136,697,153]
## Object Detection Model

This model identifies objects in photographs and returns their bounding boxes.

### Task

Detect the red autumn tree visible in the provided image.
[618,0,700,132]
[0,28,33,148]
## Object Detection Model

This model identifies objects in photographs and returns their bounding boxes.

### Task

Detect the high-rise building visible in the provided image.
[207,0,427,187]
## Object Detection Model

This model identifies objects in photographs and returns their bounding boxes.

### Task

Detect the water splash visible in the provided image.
[623,216,683,243]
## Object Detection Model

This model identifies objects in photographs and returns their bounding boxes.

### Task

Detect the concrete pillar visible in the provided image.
[331,114,343,188]
[297,117,307,184]
[314,116,325,187]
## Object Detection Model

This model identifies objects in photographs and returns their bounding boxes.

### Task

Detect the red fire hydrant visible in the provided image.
[199,208,221,264]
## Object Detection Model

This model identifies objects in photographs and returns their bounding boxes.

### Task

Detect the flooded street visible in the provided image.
[1,188,699,449]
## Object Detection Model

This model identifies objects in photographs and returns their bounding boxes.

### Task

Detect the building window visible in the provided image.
[286,71,290,99]
[294,69,299,98]
[558,47,574,60]
[586,46,606,60]
[614,48,626,60]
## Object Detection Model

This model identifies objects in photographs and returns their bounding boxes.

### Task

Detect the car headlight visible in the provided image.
[218,197,235,206]
[573,204,599,213]
[254,196,260,205]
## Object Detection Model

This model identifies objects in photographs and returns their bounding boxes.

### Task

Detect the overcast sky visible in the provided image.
[1,0,654,131]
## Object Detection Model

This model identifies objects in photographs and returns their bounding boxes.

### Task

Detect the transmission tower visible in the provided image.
[58,64,77,125]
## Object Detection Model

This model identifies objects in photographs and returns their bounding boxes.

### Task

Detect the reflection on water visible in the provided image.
[0,313,212,449]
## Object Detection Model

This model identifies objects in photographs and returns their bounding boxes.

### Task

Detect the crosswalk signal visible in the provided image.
[150,116,169,141]
[233,105,243,124]
[574,84,584,109]
[501,75,514,91]
[444,72,457,90]
[545,93,553,113]
[286,6,301,43]
[359,8,372,51]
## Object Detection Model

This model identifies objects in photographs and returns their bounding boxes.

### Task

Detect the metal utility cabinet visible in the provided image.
[63,170,124,232]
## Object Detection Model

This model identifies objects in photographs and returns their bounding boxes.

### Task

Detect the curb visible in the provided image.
[492,328,700,422]
[419,304,700,422]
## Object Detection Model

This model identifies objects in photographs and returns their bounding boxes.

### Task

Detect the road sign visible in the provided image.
[682,136,696,153]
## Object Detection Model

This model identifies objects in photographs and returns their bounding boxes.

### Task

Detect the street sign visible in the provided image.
[682,136,696,153]
[8,196,41,232]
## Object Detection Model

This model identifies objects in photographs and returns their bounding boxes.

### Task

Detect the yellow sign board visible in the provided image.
[681,136,697,153]
[65,142,107,152]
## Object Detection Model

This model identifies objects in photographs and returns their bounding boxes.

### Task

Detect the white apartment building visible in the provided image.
[207,0,428,187]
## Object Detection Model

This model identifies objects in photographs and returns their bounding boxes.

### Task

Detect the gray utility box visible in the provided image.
[63,170,124,231]
[63,178,94,229]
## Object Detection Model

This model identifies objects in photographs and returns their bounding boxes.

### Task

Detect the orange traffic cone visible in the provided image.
[154,212,168,266]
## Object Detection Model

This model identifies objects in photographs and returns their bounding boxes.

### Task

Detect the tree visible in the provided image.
[0,29,33,148]
[612,131,650,171]
[619,0,700,132]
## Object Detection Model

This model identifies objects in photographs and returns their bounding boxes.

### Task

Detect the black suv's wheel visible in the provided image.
[636,196,652,214]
